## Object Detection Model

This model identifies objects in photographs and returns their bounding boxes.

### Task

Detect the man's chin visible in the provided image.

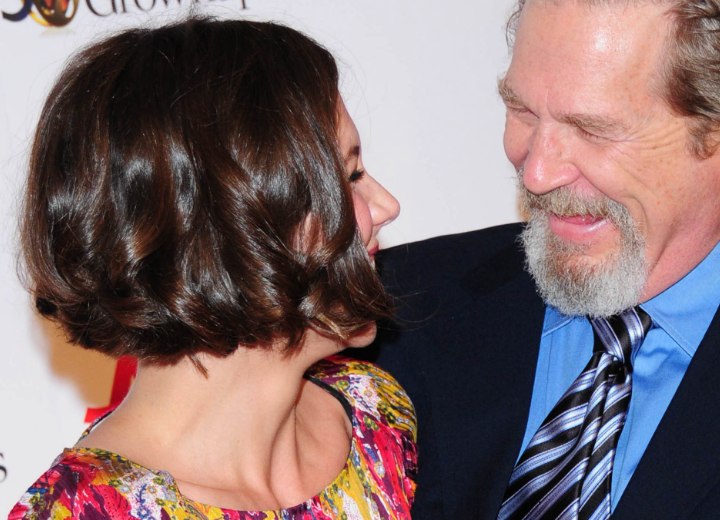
[522,219,647,318]
[559,251,610,276]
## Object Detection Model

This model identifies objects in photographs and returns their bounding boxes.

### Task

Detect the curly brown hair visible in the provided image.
[21,17,393,362]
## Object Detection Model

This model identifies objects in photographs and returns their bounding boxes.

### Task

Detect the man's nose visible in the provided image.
[521,123,580,195]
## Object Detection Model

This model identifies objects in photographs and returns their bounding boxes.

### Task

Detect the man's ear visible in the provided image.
[688,121,720,160]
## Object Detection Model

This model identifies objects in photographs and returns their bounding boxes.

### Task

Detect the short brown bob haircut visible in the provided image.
[21,17,393,361]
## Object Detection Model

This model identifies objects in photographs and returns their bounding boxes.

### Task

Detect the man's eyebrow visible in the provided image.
[497,77,523,106]
[561,113,629,136]
[498,77,628,136]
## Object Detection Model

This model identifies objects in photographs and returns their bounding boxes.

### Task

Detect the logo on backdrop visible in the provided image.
[0,453,7,483]
[2,0,246,26]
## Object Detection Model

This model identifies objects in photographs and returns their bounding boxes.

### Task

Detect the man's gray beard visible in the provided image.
[520,186,647,318]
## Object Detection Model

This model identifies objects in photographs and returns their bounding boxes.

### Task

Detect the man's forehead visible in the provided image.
[501,0,673,125]
[517,0,670,9]
[507,0,673,72]
[508,0,674,44]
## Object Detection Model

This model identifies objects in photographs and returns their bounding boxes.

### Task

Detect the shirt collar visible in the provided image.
[542,240,720,357]
[640,241,720,357]
[542,307,578,335]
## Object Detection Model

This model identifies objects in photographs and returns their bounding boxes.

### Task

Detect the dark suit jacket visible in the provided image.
[356,223,720,519]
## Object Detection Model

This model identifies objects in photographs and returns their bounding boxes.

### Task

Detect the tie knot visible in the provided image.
[590,307,652,368]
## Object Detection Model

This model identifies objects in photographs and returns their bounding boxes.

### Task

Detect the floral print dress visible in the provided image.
[10,356,417,519]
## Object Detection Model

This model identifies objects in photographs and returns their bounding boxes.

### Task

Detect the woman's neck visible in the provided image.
[77,331,352,510]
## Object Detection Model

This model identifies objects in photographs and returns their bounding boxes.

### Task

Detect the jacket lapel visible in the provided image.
[424,261,546,518]
[614,307,720,519]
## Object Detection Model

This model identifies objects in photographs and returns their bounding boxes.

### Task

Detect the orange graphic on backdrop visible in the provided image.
[29,0,78,25]
[42,0,69,11]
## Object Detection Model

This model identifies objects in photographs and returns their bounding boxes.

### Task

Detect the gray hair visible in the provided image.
[507,0,720,158]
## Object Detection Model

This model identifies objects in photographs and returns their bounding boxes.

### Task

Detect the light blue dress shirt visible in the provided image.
[520,240,720,510]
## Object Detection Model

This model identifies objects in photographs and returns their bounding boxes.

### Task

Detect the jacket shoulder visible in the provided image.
[378,223,527,302]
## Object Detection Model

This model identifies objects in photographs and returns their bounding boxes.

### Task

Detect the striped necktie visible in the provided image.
[497,307,652,520]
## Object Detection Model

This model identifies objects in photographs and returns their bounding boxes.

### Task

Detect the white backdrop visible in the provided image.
[0,0,518,513]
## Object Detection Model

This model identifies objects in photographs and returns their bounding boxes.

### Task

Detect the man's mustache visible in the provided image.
[520,187,617,219]
[516,170,629,224]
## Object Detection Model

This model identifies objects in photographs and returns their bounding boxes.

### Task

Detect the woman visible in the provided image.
[11,17,413,519]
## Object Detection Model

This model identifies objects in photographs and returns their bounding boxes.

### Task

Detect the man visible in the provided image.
[364,0,720,518]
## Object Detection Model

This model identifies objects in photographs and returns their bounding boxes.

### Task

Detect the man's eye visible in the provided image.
[507,105,530,114]
[507,105,537,122]
[577,127,605,142]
